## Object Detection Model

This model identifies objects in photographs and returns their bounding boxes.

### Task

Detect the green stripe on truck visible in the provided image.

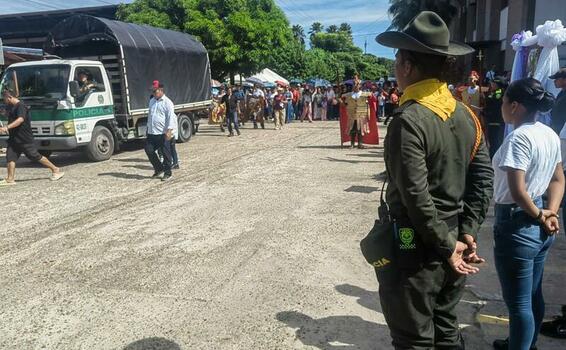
[29,105,115,121]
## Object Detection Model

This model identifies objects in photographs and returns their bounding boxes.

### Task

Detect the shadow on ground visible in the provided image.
[123,337,181,350]
[324,157,382,164]
[122,164,155,171]
[276,311,390,350]
[335,283,381,313]
[114,158,148,163]
[297,145,344,150]
[98,172,152,180]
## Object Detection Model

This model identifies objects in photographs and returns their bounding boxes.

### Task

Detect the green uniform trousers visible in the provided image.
[376,261,466,350]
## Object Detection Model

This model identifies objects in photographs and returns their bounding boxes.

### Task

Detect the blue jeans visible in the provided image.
[494,197,554,350]
[169,138,178,166]
[286,104,294,123]
[227,111,239,134]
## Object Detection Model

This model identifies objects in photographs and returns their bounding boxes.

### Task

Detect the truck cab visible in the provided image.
[0,60,116,160]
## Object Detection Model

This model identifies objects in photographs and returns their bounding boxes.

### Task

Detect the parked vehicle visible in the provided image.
[0,15,212,161]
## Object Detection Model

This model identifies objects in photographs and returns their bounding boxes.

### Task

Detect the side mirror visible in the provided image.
[69,81,80,98]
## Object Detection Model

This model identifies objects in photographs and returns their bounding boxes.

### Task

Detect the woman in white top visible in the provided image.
[492,78,564,350]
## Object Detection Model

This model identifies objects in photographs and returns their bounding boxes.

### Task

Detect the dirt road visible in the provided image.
[0,121,564,349]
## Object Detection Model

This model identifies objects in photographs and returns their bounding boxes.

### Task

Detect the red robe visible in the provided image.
[339,93,379,145]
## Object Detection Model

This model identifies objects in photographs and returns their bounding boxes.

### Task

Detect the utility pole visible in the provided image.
[364,37,367,54]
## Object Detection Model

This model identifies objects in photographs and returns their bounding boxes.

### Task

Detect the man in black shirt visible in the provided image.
[550,68,566,135]
[0,88,64,185]
[221,87,241,136]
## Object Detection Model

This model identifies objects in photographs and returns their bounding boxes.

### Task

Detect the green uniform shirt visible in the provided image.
[384,101,493,259]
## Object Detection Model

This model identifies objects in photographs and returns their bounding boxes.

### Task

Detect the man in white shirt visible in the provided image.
[253,85,265,98]
[145,83,176,181]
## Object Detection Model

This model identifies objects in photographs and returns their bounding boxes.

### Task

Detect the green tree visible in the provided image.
[388,0,461,30]
[310,32,360,53]
[292,24,306,46]
[326,25,338,33]
[119,0,293,82]
[304,48,343,82]
[338,23,353,40]
[309,22,324,37]
[116,0,188,31]
[338,23,352,37]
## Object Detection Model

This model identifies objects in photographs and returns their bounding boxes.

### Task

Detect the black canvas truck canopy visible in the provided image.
[44,15,212,113]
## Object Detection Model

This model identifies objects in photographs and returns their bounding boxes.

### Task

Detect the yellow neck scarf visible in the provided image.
[399,79,456,121]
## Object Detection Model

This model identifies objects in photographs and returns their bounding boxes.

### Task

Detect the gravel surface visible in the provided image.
[1,121,564,349]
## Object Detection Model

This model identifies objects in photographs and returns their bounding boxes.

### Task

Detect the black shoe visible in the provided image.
[152,171,164,179]
[493,338,537,350]
[172,163,180,170]
[228,133,234,137]
[161,174,173,182]
[541,316,566,338]
[237,130,241,136]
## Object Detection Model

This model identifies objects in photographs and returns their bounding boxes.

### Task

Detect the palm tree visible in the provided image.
[309,22,324,37]
[327,25,338,33]
[339,23,352,36]
[292,24,306,46]
[388,0,462,30]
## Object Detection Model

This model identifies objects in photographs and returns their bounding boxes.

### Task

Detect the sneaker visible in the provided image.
[228,133,234,137]
[50,172,65,181]
[0,179,16,186]
[161,174,173,182]
[152,171,164,179]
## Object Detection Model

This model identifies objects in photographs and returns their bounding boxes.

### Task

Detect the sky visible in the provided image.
[274,0,395,59]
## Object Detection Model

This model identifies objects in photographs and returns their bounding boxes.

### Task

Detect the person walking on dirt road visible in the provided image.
[0,88,64,186]
[145,83,175,181]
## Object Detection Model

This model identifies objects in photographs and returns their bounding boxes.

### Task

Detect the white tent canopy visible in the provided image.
[249,68,289,85]
[224,68,289,85]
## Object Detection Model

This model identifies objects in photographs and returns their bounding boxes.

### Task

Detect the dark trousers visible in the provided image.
[350,121,363,147]
[145,134,172,176]
[487,124,504,159]
[376,262,466,349]
[227,111,240,134]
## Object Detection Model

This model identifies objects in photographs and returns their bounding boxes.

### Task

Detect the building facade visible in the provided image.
[459,0,566,78]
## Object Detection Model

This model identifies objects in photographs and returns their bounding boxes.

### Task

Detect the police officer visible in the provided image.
[483,77,507,158]
[374,12,494,349]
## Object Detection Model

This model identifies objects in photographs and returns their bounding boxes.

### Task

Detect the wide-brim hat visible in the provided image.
[376,11,474,56]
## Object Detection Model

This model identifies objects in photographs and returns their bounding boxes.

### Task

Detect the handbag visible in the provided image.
[360,177,395,271]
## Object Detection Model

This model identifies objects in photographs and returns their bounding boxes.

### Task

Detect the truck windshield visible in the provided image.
[0,64,71,100]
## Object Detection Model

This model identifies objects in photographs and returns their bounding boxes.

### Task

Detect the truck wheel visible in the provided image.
[85,125,114,161]
[177,114,193,143]
[38,150,52,158]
